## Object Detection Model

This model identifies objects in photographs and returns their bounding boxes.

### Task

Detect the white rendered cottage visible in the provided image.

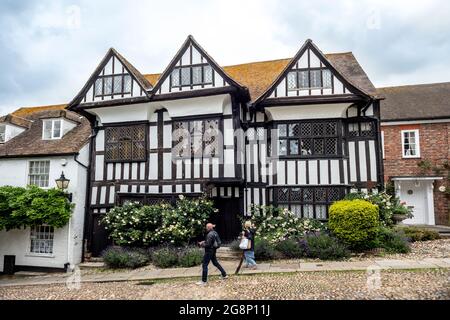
[0,107,90,273]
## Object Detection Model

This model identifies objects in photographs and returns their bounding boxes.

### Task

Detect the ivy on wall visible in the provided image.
[0,185,74,231]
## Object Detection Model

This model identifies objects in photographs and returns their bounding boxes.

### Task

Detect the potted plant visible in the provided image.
[391,199,413,224]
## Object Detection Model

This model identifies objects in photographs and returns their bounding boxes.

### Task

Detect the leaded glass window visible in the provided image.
[173,118,221,158]
[94,74,132,97]
[273,186,346,219]
[171,64,213,88]
[105,125,146,162]
[287,68,332,91]
[277,120,340,157]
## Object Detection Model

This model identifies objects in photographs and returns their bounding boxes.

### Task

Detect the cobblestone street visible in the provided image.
[1,269,448,300]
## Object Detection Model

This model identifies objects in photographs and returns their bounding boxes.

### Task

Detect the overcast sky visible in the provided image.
[1,0,449,114]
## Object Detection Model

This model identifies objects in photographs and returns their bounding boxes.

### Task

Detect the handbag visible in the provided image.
[239,238,251,250]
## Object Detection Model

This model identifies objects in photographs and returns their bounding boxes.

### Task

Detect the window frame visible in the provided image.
[287,67,332,91]
[104,124,148,163]
[28,160,51,188]
[170,64,213,88]
[29,225,54,256]
[172,117,222,160]
[272,186,347,220]
[401,129,420,158]
[381,130,385,159]
[94,73,132,98]
[0,124,5,143]
[42,119,63,140]
[274,119,342,158]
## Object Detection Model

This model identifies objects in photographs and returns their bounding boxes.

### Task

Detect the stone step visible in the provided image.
[78,262,105,269]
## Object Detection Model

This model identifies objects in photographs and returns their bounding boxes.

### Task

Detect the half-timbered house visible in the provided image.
[68,36,383,256]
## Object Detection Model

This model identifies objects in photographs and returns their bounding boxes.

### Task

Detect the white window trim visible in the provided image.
[28,225,55,257]
[42,119,63,140]
[27,159,51,189]
[401,129,420,158]
[381,131,385,159]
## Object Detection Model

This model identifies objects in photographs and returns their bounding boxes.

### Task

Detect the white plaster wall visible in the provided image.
[0,144,89,272]
[266,103,352,121]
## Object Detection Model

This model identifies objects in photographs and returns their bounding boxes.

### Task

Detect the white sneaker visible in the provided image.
[196,281,207,286]
[221,275,229,280]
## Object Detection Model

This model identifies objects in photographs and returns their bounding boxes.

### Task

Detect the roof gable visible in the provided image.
[68,48,152,109]
[254,40,373,105]
[151,35,246,96]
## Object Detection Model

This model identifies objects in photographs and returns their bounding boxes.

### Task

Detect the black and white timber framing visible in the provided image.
[68,36,383,255]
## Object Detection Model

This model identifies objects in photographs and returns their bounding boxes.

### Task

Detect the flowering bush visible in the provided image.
[344,191,412,226]
[102,196,217,246]
[247,205,326,244]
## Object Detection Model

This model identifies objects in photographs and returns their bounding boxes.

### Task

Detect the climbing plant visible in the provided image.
[0,185,73,231]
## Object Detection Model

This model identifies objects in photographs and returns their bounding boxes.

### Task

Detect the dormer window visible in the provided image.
[0,125,5,143]
[171,65,213,88]
[43,119,62,140]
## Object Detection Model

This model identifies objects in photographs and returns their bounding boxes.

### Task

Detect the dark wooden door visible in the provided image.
[91,214,111,257]
[211,197,242,242]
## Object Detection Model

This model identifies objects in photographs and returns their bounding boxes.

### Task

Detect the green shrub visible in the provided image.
[102,196,217,246]
[102,247,150,269]
[247,205,326,244]
[275,239,304,258]
[376,227,411,253]
[400,226,440,242]
[151,247,179,268]
[254,239,277,260]
[0,185,73,231]
[305,233,350,260]
[177,247,203,267]
[328,199,379,250]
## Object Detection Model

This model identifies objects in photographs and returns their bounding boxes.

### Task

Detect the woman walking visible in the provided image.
[242,221,257,269]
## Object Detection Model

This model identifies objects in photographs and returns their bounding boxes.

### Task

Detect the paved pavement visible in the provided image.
[1,257,449,287]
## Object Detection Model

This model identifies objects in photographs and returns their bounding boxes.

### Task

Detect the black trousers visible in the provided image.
[202,249,226,282]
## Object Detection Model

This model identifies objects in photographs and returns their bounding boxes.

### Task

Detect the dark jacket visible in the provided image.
[243,228,255,251]
[203,230,219,251]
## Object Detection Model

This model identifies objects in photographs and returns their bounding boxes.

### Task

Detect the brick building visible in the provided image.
[379,82,450,226]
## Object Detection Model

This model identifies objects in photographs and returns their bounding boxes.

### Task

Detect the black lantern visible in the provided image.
[55,171,70,191]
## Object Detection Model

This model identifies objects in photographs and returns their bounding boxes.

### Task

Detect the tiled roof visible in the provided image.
[378,82,450,121]
[0,104,91,158]
[143,52,378,101]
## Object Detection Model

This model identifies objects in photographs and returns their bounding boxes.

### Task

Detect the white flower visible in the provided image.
[439,185,446,192]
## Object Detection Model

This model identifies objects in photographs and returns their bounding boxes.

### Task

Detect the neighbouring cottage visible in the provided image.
[0,106,90,272]
[66,36,383,256]
[379,82,450,226]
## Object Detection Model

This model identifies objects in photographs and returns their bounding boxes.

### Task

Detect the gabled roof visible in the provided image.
[150,35,248,96]
[253,39,377,104]
[68,48,152,109]
[143,52,378,103]
[378,82,450,121]
[0,104,91,158]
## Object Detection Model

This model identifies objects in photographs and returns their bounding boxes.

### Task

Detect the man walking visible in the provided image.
[197,223,228,285]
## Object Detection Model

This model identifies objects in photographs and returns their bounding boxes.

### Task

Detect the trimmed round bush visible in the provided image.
[275,239,304,258]
[305,233,350,260]
[254,239,277,261]
[178,247,203,267]
[328,199,379,250]
[151,247,178,268]
[102,247,149,269]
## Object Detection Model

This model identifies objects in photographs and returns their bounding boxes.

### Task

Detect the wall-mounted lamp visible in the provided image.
[55,171,72,202]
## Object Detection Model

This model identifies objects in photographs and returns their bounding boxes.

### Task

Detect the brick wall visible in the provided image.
[382,122,450,225]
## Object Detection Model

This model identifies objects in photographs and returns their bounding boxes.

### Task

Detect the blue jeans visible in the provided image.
[202,249,226,282]
[244,250,256,266]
